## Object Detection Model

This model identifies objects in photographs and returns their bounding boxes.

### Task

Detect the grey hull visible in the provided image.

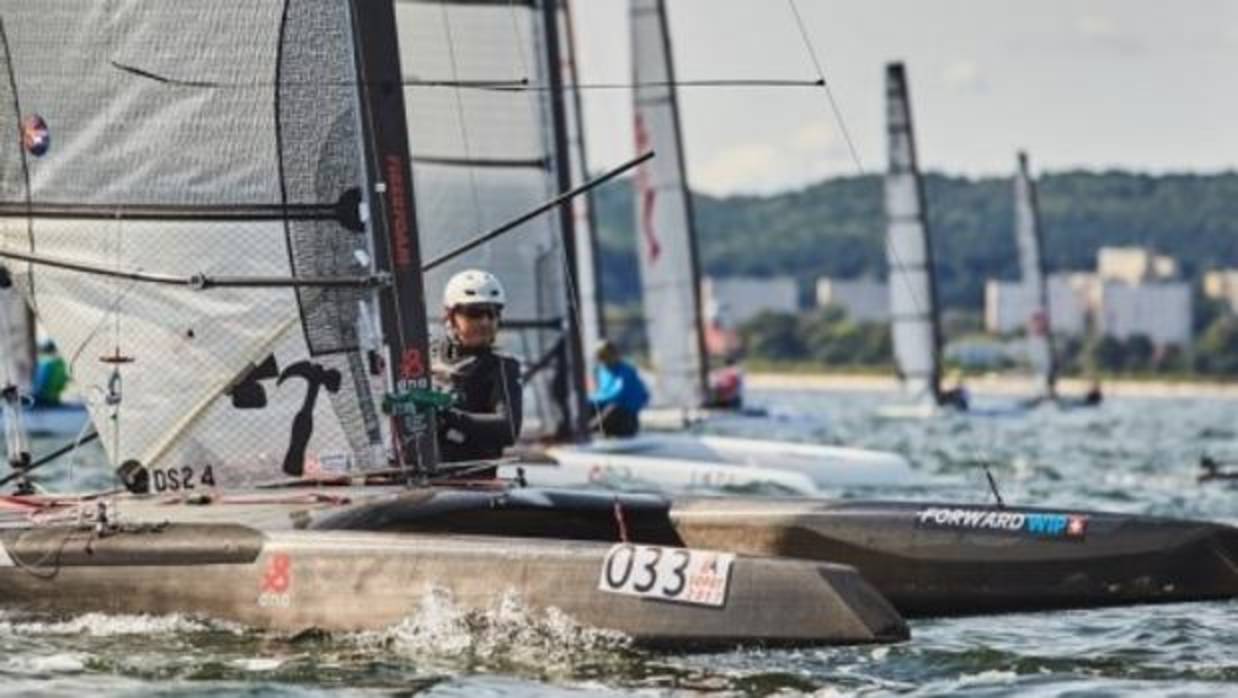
[0,505,906,648]
[167,483,1238,618]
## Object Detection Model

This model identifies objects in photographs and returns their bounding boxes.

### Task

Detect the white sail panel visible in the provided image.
[630,0,705,409]
[396,1,571,436]
[884,63,939,401]
[1014,151,1056,397]
[0,1,390,488]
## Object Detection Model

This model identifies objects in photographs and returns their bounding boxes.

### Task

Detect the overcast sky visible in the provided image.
[570,0,1238,196]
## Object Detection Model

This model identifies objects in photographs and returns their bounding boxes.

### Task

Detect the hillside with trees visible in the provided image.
[587,170,1238,375]
[590,170,1238,309]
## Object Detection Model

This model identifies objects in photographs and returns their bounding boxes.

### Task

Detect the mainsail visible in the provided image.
[630,0,708,409]
[395,0,587,437]
[0,0,435,488]
[1014,151,1056,398]
[884,62,942,403]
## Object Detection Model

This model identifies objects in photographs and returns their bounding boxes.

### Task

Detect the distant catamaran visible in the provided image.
[1013,151,1101,408]
[1014,150,1057,401]
[629,0,710,412]
[881,62,961,416]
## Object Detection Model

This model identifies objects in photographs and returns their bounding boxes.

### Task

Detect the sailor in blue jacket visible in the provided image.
[589,340,650,437]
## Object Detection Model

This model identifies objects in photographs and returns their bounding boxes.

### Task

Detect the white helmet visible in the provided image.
[443,269,506,309]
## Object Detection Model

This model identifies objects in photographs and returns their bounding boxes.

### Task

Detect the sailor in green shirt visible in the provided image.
[32,340,68,407]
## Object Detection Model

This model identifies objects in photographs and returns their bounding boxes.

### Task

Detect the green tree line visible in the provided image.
[590,170,1238,309]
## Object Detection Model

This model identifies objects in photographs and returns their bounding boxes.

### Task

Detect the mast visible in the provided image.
[884,62,943,403]
[630,0,709,408]
[542,0,591,439]
[560,0,607,359]
[1014,151,1057,398]
[349,0,438,471]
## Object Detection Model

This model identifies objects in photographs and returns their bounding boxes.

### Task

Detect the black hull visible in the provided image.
[670,498,1238,617]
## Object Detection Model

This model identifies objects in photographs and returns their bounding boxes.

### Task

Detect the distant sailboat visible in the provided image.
[629,0,709,414]
[879,63,1039,419]
[1013,151,1101,408]
[1014,150,1056,401]
[625,0,816,423]
[878,62,962,418]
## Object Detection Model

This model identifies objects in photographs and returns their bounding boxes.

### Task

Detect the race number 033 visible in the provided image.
[598,543,734,607]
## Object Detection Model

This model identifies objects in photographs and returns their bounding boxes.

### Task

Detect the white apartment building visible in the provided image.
[815,277,889,322]
[700,275,799,326]
[983,274,1091,336]
[1096,281,1192,346]
[1203,269,1238,313]
[1097,246,1178,284]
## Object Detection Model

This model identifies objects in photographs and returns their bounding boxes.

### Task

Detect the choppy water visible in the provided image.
[13,388,1238,696]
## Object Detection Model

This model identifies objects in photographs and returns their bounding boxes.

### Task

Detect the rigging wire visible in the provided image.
[786,0,866,175]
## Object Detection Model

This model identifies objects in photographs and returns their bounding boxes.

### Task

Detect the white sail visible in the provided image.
[396,0,573,436]
[630,0,707,409]
[1014,151,1056,398]
[0,1,402,488]
[884,62,940,402]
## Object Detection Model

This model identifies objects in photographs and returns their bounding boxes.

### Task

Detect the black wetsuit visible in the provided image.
[432,339,522,470]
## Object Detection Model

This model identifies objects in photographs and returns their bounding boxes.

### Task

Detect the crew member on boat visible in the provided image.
[589,339,649,437]
[32,340,68,407]
[432,270,522,473]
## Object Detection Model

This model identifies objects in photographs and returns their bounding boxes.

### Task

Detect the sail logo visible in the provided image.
[632,114,660,262]
[916,507,1087,539]
[227,355,342,477]
[22,114,49,157]
[384,154,412,268]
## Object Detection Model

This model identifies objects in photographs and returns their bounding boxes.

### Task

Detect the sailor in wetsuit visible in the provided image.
[431,269,522,474]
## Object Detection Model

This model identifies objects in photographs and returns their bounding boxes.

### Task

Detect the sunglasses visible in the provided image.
[457,305,500,320]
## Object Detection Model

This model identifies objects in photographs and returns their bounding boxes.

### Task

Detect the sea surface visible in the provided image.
[11,388,1238,697]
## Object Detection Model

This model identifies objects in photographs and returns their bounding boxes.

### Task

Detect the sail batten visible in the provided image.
[884,62,941,402]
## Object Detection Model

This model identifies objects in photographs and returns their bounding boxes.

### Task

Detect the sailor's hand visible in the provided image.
[438,407,467,444]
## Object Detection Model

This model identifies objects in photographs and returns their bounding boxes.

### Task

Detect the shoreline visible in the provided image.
[747,372,1238,399]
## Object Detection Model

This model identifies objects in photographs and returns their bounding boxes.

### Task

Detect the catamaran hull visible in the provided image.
[670,498,1238,616]
[277,486,1238,618]
[0,519,906,648]
[506,433,918,493]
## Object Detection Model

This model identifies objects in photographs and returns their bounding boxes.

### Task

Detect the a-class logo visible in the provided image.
[916,507,1087,538]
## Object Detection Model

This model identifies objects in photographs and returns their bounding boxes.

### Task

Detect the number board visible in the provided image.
[597,544,735,608]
